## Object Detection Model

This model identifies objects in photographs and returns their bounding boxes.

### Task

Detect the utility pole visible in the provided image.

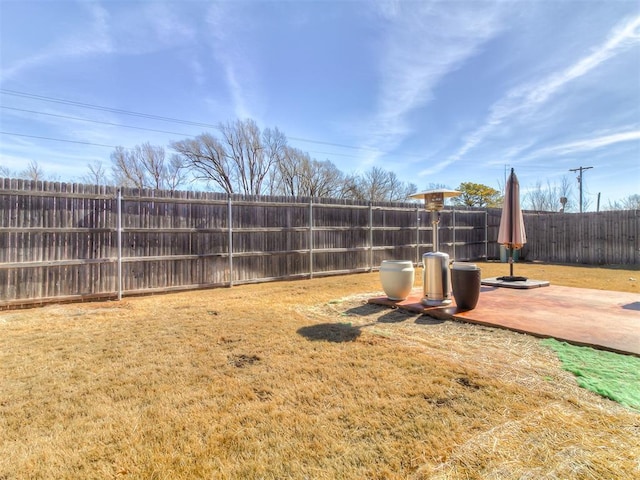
[569,166,593,213]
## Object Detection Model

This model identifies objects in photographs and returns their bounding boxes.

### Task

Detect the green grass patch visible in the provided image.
[542,338,640,411]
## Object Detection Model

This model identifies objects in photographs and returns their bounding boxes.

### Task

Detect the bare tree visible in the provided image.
[350,167,415,202]
[354,166,389,201]
[171,133,234,193]
[139,143,166,190]
[0,166,12,178]
[262,126,287,194]
[166,154,189,192]
[20,160,45,182]
[558,175,574,211]
[526,180,555,211]
[82,160,110,186]
[525,175,574,212]
[174,120,286,195]
[111,143,186,191]
[303,159,345,198]
[274,146,308,196]
[605,194,640,211]
[111,146,145,188]
[335,172,361,200]
[387,175,417,202]
[218,119,275,195]
[272,146,346,198]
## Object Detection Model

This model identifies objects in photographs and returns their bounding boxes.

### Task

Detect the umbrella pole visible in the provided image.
[509,247,514,277]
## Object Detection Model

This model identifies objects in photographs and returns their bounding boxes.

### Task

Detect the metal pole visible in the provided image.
[228,196,233,287]
[309,199,314,278]
[508,169,514,277]
[369,202,373,271]
[415,206,420,265]
[431,210,439,252]
[117,188,122,301]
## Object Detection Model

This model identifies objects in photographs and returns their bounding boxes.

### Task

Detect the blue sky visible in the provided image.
[1,0,639,208]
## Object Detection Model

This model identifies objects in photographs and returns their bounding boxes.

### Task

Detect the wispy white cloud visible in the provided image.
[109,2,197,55]
[1,1,201,82]
[499,142,537,164]
[360,2,507,165]
[420,15,640,176]
[1,2,113,81]
[145,3,196,45]
[205,4,258,120]
[528,129,640,157]
[189,57,206,87]
[0,135,107,174]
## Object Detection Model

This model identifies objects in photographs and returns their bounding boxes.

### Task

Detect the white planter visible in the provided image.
[379,260,415,301]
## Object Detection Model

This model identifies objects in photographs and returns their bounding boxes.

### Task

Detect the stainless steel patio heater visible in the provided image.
[410,189,461,306]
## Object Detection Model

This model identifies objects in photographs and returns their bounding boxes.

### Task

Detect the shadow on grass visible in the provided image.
[415,315,447,325]
[297,323,367,343]
[377,309,419,323]
[344,304,388,317]
[300,298,448,343]
[344,303,419,324]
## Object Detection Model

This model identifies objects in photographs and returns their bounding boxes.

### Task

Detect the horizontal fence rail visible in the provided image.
[1,178,637,308]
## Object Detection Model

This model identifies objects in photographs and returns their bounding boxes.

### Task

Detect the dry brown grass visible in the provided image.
[477,261,639,294]
[1,263,639,479]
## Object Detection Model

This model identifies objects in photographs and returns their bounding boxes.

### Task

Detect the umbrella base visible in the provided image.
[496,275,528,282]
[482,277,550,289]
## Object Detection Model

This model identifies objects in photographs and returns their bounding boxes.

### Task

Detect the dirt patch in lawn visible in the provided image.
[1,263,639,479]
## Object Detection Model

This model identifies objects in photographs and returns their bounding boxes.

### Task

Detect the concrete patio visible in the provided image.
[368,284,640,357]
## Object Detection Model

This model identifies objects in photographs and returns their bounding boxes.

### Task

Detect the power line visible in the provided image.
[289,136,382,153]
[0,89,216,128]
[303,150,364,159]
[0,126,367,159]
[2,104,380,156]
[1,106,193,137]
[0,131,119,149]
[0,88,424,157]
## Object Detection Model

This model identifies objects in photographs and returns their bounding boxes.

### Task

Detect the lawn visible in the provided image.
[1,262,638,479]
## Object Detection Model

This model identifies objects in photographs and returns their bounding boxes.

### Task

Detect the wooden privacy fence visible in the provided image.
[518,209,639,265]
[0,179,488,308]
[484,208,639,264]
[2,179,636,308]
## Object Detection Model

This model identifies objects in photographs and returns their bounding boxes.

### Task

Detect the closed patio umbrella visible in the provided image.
[497,168,527,282]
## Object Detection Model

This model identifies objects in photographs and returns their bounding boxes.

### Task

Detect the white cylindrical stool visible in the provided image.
[379,260,415,301]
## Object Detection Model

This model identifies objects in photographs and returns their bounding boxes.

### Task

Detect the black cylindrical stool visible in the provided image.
[451,262,481,311]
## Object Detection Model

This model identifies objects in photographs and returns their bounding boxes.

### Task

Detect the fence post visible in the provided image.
[452,206,456,260]
[228,195,233,287]
[369,202,374,271]
[117,188,122,301]
[309,199,314,278]
[416,206,420,265]
[484,210,489,260]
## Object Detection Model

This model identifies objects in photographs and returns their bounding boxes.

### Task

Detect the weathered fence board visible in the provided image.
[519,209,639,265]
[1,178,637,307]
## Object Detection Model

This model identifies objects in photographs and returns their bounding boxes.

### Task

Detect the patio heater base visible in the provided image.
[421,298,452,307]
